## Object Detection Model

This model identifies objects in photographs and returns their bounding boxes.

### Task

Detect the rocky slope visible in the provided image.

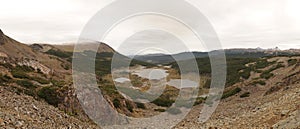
[1,28,300,128]
[0,86,99,129]
[175,56,300,128]
[0,29,97,128]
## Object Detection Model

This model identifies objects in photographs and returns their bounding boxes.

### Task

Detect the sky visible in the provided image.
[0,0,300,55]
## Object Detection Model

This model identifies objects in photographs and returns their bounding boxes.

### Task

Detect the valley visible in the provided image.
[0,29,300,128]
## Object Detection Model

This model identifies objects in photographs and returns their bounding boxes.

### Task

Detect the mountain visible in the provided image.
[50,42,115,53]
[133,48,300,64]
[0,29,69,74]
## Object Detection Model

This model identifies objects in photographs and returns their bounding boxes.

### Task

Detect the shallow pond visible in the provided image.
[114,77,131,83]
[167,79,198,89]
[132,68,168,80]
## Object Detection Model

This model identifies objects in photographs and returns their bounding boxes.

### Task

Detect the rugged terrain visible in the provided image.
[0,28,300,128]
[175,56,300,128]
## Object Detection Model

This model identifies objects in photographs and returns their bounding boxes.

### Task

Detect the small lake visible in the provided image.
[114,77,131,83]
[167,79,198,89]
[113,67,198,89]
[132,68,168,80]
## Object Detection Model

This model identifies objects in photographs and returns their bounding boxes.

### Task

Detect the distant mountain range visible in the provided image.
[133,48,300,64]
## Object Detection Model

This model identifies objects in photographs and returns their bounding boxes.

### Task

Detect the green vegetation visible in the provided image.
[125,100,133,112]
[251,80,266,86]
[16,80,36,89]
[51,80,66,87]
[38,86,60,107]
[152,96,175,107]
[226,58,258,86]
[113,98,121,108]
[130,75,143,87]
[154,108,166,112]
[99,85,119,95]
[11,65,36,79]
[170,57,263,87]
[0,74,12,84]
[31,77,50,84]
[254,59,275,69]
[12,69,30,79]
[46,49,72,59]
[221,87,242,99]
[194,97,206,106]
[0,63,13,69]
[260,63,285,79]
[61,63,71,70]
[260,72,274,79]
[240,92,250,98]
[288,59,297,66]
[135,102,146,109]
[239,67,252,79]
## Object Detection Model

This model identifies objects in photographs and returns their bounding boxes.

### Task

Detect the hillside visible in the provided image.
[134,48,300,64]
[175,56,300,128]
[0,29,95,127]
[0,29,300,128]
[0,86,99,128]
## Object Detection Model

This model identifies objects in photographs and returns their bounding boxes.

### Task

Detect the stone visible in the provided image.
[15,121,24,127]
[281,110,289,117]
[0,118,5,126]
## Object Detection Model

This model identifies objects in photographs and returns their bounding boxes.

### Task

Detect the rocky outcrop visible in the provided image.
[30,44,43,51]
[273,110,300,128]
[0,52,7,58]
[17,59,51,75]
[0,87,100,129]
[0,29,4,45]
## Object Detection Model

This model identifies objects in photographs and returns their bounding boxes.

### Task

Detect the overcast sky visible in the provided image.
[1,0,300,54]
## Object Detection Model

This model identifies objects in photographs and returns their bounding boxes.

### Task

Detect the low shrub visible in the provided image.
[260,72,274,79]
[46,49,72,59]
[152,96,175,107]
[0,63,13,69]
[0,74,12,83]
[113,98,121,108]
[288,59,297,66]
[16,65,35,72]
[239,67,252,79]
[16,80,36,89]
[135,102,146,109]
[221,87,242,99]
[154,108,166,112]
[38,86,60,107]
[11,70,29,79]
[51,80,65,87]
[194,97,206,106]
[240,92,250,98]
[251,80,266,86]
[125,100,133,112]
[31,77,50,84]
